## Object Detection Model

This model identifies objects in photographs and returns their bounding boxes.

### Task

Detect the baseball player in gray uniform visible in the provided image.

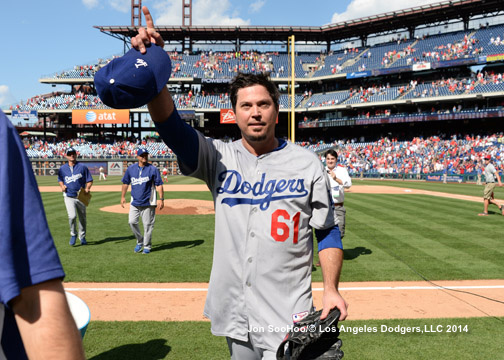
[112,8,348,359]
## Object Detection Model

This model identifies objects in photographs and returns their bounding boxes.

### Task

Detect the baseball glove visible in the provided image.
[276,307,343,360]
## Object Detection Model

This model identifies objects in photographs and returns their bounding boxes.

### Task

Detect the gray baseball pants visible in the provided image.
[226,337,276,360]
[129,205,156,250]
[64,196,87,239]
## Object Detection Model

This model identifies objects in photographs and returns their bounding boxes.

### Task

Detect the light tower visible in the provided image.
[131,0,142,27]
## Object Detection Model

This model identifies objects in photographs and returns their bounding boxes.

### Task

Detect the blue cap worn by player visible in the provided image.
[137,148,149,156]
[66,147,77,155]
[94,44,172,109]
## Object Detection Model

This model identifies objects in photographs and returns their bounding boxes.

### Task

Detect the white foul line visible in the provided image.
[64,285,504,292]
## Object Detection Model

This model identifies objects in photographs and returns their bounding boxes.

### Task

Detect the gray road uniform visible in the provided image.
[185,132,338,351]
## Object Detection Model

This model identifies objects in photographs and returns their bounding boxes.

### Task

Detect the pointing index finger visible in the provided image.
[143,6,155,29]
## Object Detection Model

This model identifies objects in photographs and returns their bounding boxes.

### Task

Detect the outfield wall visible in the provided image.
[30,159,181,176]
[31,158,490,183]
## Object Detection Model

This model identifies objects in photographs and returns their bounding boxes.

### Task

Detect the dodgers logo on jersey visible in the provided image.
[216,170,308,210]
[64,173,83,184]
[131,176,150,186]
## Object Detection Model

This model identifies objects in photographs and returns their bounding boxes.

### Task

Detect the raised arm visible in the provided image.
[130,6,199,172]
[131,7,175,123]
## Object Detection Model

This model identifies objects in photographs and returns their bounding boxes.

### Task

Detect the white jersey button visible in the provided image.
[248,257,253,263]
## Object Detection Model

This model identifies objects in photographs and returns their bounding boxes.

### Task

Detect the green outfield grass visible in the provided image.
[355,178,504,198]
[83,317,503,359]
[36,175,206,187]
[36,176,503,359]
[39,176,504,282]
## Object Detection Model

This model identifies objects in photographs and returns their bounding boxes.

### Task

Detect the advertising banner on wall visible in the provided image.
[220,109,278,124]
[11,110,38,120]
[72,109,130,124]
[220,109,236,124]
[412,62,431,71]
[346,71,372,79]
[108,162,124,176]
[84,162,108,176]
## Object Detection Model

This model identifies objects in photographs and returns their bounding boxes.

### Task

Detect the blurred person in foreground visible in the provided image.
[0,109,85,359]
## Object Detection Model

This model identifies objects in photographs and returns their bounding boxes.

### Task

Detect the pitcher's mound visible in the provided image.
[101,199,215,215]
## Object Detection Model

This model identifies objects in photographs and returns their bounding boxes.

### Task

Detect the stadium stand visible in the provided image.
[5,0,504,179]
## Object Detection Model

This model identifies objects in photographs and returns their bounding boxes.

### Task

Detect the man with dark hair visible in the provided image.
[230,72,280,111]
[324,149,352,239]
[98,7,348,358]
[121,148,165,254]
[58,147,93,246]
[315,149,352,267]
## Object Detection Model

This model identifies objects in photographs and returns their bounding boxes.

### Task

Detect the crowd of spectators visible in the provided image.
[317,133,504,177]
[22,133,504,177]
[23,137,174,159]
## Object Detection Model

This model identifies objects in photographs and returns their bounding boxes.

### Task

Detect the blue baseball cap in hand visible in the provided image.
[94,44,171,109]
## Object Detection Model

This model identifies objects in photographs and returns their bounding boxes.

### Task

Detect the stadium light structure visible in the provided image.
[288,35,295,143]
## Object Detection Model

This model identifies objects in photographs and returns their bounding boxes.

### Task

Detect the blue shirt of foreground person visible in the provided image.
[0,110,85,360]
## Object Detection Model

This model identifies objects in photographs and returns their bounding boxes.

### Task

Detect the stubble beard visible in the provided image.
[243,132,268,143]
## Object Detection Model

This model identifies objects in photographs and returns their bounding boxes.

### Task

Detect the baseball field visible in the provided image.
[37,175,504,359]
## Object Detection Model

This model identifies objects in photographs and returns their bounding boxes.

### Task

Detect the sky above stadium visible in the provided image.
[0,0,443,109]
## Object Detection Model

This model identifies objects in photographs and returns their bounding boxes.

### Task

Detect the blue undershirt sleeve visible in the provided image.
[315,226,343,252]
[153,107,199,173]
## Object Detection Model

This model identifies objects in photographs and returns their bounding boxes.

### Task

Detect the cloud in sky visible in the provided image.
[331,0,441,23]
[109,0,130,13]
[154,0,250,26]
[0,85,16,108]
[82,0,99,9]
[82,0,129,12]
[249,0,266,14]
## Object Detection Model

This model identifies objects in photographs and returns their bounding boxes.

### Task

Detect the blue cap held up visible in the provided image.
[94,44,171,109]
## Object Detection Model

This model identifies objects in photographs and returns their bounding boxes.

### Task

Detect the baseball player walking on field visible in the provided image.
[95,7,347,358]
[58,148,93,246]
[121,148,164,254]
[479,154,503,216]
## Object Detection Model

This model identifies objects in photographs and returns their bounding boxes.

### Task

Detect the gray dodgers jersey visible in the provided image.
[186,132,337,351]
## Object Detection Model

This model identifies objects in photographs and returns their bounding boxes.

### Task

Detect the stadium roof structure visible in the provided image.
[95,0,504,49]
